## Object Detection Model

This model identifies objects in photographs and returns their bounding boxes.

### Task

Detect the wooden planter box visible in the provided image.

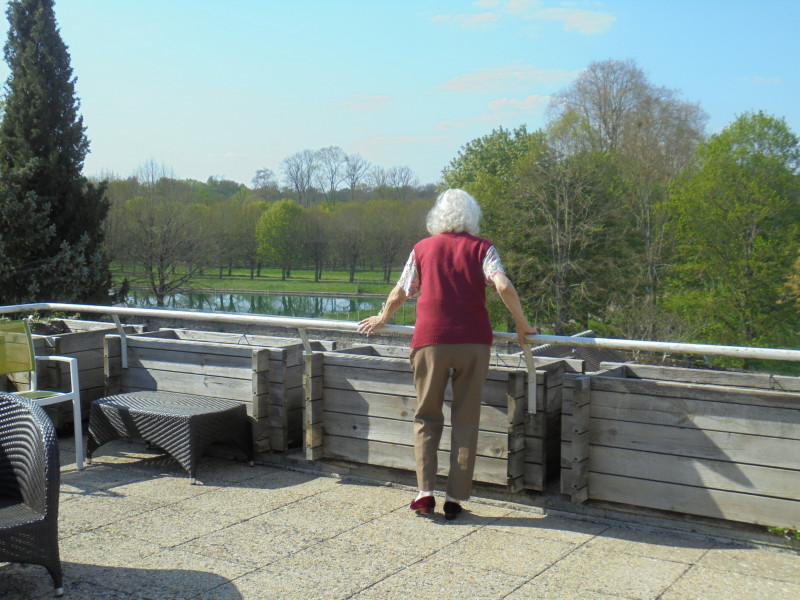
[127,329,335,452]
[16,319,146,428]
[304,345,568,492]
[561,362,800,527]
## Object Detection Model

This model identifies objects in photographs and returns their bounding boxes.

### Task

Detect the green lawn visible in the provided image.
[112,264,397,296]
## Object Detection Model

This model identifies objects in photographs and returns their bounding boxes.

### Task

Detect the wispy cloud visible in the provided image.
[431,11,499,28]
[742,75,782,85]
[341,94,391,110]
[535,7,616,34]
[488,94,551,112]
[432,1,615,35]
[437,93,552,131]
[438,65,578,93]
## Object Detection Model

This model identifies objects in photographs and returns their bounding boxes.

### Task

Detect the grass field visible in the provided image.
[112,264,397,296]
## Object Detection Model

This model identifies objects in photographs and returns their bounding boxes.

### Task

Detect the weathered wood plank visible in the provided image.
[127,336,257,358]
[588,472,800,527]
[590,418,800,471]
[125,347,257,378]
[323,412,514,459]
[120,367,253,400]
[589,446,800,500]
[323,436,513,486]
[590,390,800,440]
[592,375,800,411]
[321,388,511,433]
[601,361,800,393]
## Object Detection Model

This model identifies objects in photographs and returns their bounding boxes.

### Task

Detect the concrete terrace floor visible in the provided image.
[2,435,800,600]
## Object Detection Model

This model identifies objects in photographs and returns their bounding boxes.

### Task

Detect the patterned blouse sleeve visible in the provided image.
[397,249,420,297]
[483,245,506,285]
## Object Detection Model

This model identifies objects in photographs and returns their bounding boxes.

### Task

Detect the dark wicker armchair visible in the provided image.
[0,392,63,596]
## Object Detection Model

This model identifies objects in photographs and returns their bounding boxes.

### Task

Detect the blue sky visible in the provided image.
[1,0,797,187]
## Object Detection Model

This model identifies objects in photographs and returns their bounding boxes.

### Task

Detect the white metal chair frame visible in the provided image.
[0,319,84,470]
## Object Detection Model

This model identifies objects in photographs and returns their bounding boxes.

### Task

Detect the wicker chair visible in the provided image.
[0,392,63,596]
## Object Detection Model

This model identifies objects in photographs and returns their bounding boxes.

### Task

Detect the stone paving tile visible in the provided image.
[178,519,325,569]
[485,510,609,545]
[696,546,800,585]
[0,562,61,600]
[99,501,241,548]
[581,525,713,564]
[512,545,690,600]
[169,485,302,521]
[263,536,419,599]
[60,462,172,497]
[505,582,629,600]
[313,480,410,514]
[351,557,529,600]
[60,529,162,568]
[112,548,254,599]
[661,564,800,600]
[241,468,342,497]
[431,527,579,578]
[58,492,156,538]
[214,565,348,600]
[97,472,213,504]
[253,493,397,539]
[334,503,495,558]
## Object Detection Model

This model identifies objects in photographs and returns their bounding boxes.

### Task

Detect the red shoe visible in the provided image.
[410,495,435,515]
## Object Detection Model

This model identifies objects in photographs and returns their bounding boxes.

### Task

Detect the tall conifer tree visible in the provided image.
[0,0,109,303]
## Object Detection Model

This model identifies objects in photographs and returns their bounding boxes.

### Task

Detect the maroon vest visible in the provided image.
[411,232,494,349]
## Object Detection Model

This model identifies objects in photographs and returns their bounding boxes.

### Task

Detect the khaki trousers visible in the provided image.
[410,344,490,500]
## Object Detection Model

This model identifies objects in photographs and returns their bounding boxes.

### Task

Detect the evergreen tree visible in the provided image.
[0,0,109,303]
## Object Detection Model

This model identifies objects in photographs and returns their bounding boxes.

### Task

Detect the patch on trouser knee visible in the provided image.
[457,447,472,469]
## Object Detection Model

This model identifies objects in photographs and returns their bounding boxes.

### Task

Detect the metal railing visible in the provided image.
[3,302,800,413]
[3,302,800,361]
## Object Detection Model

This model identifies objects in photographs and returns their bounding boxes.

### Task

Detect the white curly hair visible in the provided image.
[426,188,481,236]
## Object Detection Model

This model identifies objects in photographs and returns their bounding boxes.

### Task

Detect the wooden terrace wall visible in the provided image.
[128,329,335,451]
[304,346,569,491]
[561,362,800,527]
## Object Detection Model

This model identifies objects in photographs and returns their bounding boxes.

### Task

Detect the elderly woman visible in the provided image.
[358,188,536,520]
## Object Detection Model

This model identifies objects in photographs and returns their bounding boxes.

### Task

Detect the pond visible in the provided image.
[124,290,417,324]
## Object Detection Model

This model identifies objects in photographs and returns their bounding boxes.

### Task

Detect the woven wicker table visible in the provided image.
[86,391,254,483]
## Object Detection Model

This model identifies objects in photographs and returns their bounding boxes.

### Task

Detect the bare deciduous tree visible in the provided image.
[281,150,317,207]
[251,168,278,201]
[126,161,203,306]
[368,165,389,198]
[388,165,418,201]
[314,146,346,204]
[550,58,650,153]
[344,153,371,200]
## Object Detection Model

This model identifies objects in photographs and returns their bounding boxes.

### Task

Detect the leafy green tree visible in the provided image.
[364,199,407,283]
[302,204,332,282]
[549,59,708,342]
[664,112,800,357]
[256,199,303,280]
[0,0,109,303]
[512,115,616,334]
[331,203,367,283]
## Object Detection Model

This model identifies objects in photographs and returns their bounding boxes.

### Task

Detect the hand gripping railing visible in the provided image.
[4,303,800,413]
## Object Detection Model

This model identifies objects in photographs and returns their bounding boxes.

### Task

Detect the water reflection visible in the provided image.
[125,290,416,324]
